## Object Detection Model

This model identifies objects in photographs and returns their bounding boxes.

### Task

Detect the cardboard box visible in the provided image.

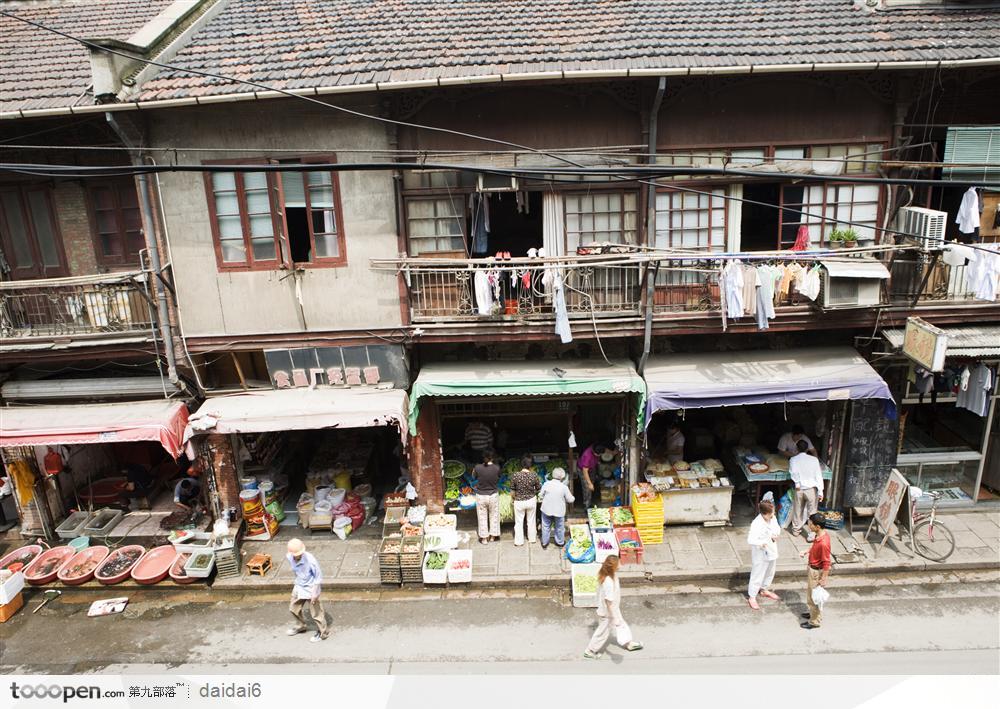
[0,592,24,623]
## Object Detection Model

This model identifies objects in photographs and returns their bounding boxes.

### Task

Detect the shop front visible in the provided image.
[183,387,409,540]
[642,347,896,524]
[407,359,646,511]
[881,323,1000,507]
[0,399,190,537]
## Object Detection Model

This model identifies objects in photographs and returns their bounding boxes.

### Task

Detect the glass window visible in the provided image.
[564,191,637,250]
[780,182,882,247]
[810,143,884,174]
[654,188,726,252]
[89,179,144,266]
[406,196,465,255]
[0,186,66,277]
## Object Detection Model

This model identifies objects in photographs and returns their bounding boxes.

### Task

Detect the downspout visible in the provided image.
[106,113,179,385]
[638,77,666,376]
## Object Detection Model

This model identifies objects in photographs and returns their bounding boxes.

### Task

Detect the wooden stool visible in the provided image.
[246,553,272,577]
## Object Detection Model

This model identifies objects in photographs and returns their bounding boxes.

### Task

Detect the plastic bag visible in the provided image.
[811,585,830,609]
[566,542,596,564]
[777,489,795,528]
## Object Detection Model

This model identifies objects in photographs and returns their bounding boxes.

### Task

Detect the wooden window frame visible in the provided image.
[778,181,885,248]
[563,189,639,252]
[202,156,348,271]
[653,186,727,252]
[87,178,144,267]
[403,195,469,256]
[0,183,69,279]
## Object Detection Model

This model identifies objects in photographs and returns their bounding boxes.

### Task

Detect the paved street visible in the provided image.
[3,570,997,674]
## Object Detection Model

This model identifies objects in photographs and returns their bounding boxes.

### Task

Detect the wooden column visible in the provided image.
[205,433,241,518]
[409,400,444,513]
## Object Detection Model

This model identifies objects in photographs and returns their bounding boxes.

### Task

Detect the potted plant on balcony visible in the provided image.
[841,228,859,249]
[827,229,845,250]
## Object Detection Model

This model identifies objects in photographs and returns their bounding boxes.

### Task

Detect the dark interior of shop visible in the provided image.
[740,182,781,251]
[475,191,543,257]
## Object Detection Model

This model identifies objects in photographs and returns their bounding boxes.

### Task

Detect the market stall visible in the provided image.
[642,347,895,523]
[407,359,646,513]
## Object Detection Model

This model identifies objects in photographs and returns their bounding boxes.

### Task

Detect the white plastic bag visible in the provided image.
[811,585,830,609]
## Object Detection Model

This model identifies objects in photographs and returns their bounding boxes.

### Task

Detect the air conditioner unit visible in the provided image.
[477,174,519,192]
[896,207,946,251]
[819,259,890,309]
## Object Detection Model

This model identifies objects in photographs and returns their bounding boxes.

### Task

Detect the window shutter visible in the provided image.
[944,127,1000,182]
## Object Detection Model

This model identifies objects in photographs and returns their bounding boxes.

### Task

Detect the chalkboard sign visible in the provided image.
[842,399,899,507]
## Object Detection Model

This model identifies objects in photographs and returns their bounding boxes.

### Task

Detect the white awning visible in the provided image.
[821,259,890,279]
[184,387,409,441]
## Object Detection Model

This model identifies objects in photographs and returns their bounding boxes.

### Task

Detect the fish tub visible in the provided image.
[56,511,96,540]
[183,551,215,579]
[23,546,76,585]
[94,545,145,584]
[169,553,196,584]
[58,546,110,585]
[83,508,124,538]
[0,544,43,572]
[131,545,178,585]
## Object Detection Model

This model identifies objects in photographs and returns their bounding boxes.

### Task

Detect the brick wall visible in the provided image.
[52,181,100,276]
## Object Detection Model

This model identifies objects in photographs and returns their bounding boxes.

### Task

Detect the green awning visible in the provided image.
[408,359,646,433]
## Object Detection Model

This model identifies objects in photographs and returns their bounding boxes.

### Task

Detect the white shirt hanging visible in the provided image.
[956,187,981,234]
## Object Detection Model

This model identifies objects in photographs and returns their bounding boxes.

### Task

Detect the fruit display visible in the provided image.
[450,558,470,570]
[631,483,658,503]
[424,551,449,570]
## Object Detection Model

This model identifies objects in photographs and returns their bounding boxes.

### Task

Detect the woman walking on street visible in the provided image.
[584,555,643,658]
[746,498,781,610]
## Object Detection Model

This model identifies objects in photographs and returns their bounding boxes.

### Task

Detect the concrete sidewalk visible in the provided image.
[210,508,1000,592]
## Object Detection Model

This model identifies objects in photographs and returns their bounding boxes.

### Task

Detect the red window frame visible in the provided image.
[88,178,144,267]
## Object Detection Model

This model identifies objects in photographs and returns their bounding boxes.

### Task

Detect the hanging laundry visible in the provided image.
[956,363,994,417]
[964,244,1000,301]
[474,269,493,315]
[955,187,981,235]
[721,260,745,318]
[779,263,800,302]
[553,274,572,344]
[792,224,811,251]
[470,193,491,256]
[755,265,777,330]
[741,264,760,317]
[794,264,822,301]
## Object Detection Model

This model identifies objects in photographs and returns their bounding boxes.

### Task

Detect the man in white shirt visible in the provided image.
[777,425,816,458]
[789,439,824,540]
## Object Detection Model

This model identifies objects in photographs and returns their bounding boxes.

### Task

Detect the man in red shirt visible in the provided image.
[798,512,831,629]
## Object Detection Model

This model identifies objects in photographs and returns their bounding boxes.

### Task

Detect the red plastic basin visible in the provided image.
[131,545,178,585]
[23,546,76,585]
[169,553,196,584]
[58,546,110,585]
[95,545,145,585]
[0,544,42,572]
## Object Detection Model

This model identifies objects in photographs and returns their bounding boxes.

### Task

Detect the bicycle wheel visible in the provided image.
[912,520,956,562]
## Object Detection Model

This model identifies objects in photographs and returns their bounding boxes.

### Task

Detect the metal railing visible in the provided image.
[0,271,155,339]
[651,258,721,313]
[888,255,976,304]
[401,259,643,321]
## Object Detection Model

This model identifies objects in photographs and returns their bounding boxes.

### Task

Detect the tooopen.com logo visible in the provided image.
[10,682,124,703]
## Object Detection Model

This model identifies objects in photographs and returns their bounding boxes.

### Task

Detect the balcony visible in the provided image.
[0,271,155,342]
[888,253,976,305]
[383,257,644,322]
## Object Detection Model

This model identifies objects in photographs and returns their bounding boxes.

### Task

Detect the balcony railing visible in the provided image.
[392,258,644,322]
[0,271,155,340]
[888,254,976,304]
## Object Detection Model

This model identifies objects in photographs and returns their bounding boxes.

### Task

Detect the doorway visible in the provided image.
[484,192,543,256]
[741,183,781,252]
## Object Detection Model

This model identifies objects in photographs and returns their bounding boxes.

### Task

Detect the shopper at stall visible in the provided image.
[664,421,686,464]
[583,555,643,659]
[746,499,781,610]
[539,467,574,548]
[474,449,501,544]
[778,424,816,457]
[464,420,494,458]
[286,538,329,642]
[798,513,831,629]
[510,465,541,546]
[577,443,616,509]
[789,439,825,540]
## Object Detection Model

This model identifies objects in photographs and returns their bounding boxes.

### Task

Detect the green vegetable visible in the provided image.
[570,525,591,544]
[588,508,611,527]
[425,551,449,570]
[611,508,634,525]
[498,492,514,523]
[443,461,467,479]
[573,574,599,593]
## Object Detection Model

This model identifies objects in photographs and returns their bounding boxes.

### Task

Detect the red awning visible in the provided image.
[0,400,189,458]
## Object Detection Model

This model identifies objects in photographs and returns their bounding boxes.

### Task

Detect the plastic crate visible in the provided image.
[422,551,449,585]
[570,563,601,608]
[592,530,619,563]
[614,527,644,565]
[378,538,401,569]
[609,507,635,528]
[82,508,124,538]
[446,549,472,583]
[56,511,95,540]
[184,551,215,578]
[399,536,424,569]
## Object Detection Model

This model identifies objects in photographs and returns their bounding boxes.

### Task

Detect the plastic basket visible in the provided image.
[614,527,644,564]
[422,551,449,584]
[68,536,91,552]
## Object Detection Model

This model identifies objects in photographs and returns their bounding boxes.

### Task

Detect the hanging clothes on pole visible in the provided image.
[474,268,494,315]
[553,273,573,344]
[722,260,745,318]
[755,265,778,330]
[965,243,1000,301]
[956,186,981,236]
[470,193,491,256]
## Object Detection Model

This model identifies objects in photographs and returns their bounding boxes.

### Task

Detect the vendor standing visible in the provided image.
[664,421,686,464]
[789,439,824,540]
[577,443,617,509]
[120,463,155,510]
[778,425,816,457]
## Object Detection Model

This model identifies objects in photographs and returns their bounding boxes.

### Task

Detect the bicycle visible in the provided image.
[907,488,956,562]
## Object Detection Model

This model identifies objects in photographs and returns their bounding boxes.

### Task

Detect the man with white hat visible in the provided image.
[286,538,328,642]
[539,467,575,549]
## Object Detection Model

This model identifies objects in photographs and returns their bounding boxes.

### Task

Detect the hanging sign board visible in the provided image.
[864,468,912,557]
[902,317,948,372]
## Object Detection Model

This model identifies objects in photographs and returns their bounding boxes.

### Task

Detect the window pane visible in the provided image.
[311,209,337,235]
[1,193,34,268]
[218,215,243,238]
[100,234,119,258]
[246,189,270,213]
[221,239,247,262]
[122,207,142,232]
[211,172,236,191]
[307,171,331,187]
[214,192,240,215]
[97,211,117,234]
[309,185,335,209]
[409,219,436,237]
[251,238,276,261]
[315,233,339,258]
[775,146,805,160]
[94,187,115,210]
[409,200,434,218]
[282,173,306,208]
[249,214,273,238]
[27,191,60,267]
[243,172,267,190]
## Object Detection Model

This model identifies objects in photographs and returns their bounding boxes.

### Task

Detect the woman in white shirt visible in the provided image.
[584,555,643,658]
[747,499,781,610]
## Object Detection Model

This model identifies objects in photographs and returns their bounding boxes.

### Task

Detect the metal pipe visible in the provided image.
[105,112,179,385]
[638,77,666,376]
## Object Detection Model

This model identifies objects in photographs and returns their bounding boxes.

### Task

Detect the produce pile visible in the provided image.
[381,539,402,554]
[567,536,592,559]
[450,558,470,570]
[632,482,658,503]
[595,537,615,551]
[498,492,514,523]
[588,508,611,527]
[425,551,449,570]
[573,574,599,594]
[570,525,591,544]
[424,514,456,530]
[445,478,461,502]
[611,507,635,526]
[443,460,467,479]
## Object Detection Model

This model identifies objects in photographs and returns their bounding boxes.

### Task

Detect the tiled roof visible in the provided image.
[136,0,1000,100]
[0,0,173,113]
